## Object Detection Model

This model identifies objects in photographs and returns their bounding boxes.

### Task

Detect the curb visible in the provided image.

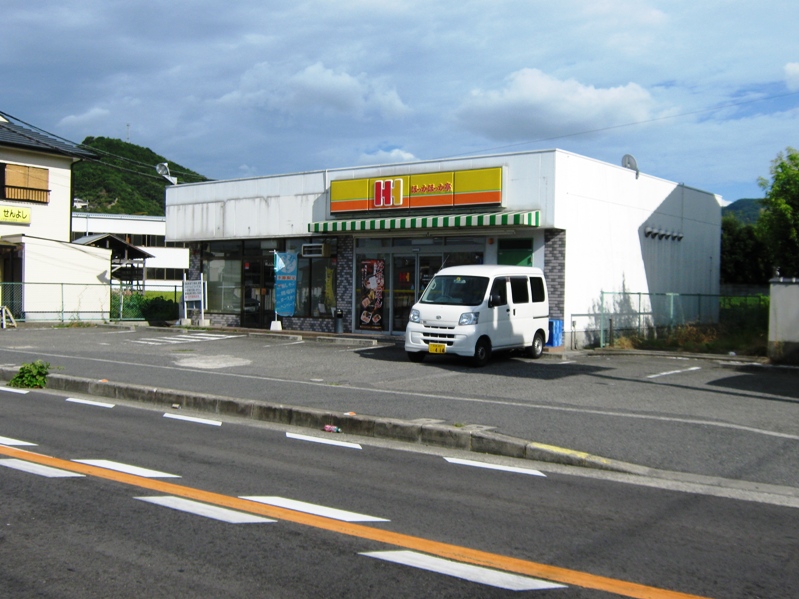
[1,368,643,475]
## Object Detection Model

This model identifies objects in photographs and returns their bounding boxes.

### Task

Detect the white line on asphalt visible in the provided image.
[66,397,115,408]
[359,551,567,591]
[286,431,362,449]
[7,347,795,441]
[0,458,85,478]
[0,387,29,394]
[72,459,181,478]
[647,366,702,379]
[444,457,546,477]
[163,413,222,426]
[0,435,37,446]
[241,496,388,522]
[135,496,275,523]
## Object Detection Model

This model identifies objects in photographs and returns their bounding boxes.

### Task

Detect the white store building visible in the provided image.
[165,149,722,347]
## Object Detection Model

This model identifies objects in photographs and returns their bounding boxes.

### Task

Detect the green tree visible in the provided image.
[757,147,799,277]
[720,214,770,284]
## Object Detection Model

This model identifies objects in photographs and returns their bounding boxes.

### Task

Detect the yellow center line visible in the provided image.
[0,444,713,599]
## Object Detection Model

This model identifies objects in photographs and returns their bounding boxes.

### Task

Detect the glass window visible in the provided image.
[510,277,530,304]
[203,241,242,314]
[490,278,508,306]
[531,277,546,303]
[420,275,488,306]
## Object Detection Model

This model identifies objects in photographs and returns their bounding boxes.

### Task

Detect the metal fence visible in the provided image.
[592,291,769,348]
[0,282,181,324]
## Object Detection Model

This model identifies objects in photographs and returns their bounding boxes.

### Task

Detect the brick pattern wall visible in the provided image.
[544,229,566,321]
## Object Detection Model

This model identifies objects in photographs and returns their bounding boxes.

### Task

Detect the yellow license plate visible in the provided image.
[428,343,446,354]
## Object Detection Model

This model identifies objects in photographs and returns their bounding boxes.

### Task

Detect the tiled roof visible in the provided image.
[0,119,95,159]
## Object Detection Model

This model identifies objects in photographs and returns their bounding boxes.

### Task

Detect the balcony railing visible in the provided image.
[3,185,50,203]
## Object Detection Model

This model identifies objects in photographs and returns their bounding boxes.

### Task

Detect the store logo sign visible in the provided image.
[373,179,403,208]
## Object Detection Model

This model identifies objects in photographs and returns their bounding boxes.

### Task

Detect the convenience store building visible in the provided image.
[165,149,722,348]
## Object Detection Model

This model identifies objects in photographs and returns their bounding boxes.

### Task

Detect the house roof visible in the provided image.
[72,233,153,260]
[0,117,95,159]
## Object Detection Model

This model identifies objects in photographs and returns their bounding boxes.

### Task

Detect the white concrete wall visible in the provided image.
[0,148,74,242]
[16,236,111,321]
[768,278,799,364]
[72,213,167,237]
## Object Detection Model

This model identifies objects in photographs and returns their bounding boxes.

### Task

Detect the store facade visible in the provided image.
[165,149,721,347]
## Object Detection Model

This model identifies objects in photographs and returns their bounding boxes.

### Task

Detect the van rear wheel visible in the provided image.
[527,331,545,359]
[472,338,491,367]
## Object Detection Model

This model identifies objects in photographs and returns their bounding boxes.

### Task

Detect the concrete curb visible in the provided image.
[1,367,644,474]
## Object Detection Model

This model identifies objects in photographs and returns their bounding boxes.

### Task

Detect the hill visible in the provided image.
[722,198,762,225]
[72,137,208,216]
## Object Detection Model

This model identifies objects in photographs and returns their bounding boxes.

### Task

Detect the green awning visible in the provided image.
[308,210,540,234]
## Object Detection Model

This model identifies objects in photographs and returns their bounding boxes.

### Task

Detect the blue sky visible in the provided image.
[4,1,799,202]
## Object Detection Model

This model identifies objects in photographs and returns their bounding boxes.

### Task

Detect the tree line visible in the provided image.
[722,147,799,284]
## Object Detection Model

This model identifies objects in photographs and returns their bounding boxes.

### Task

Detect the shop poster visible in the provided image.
[274,251,297,316]
[358,259,384,330]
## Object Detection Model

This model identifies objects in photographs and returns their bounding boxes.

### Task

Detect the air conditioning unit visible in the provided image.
[301,243,330,258]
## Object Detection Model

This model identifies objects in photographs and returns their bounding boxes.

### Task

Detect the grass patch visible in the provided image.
[612,324,767,356]
[8,360,50,388]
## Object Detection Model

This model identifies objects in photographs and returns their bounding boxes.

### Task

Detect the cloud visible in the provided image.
[357,148,417,165]
[785,63,799,91]
[217,61,410,121]
[58,107,111,129]
[455,68,655,142]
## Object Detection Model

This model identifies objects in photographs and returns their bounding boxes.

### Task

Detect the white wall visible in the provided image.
[72,213,167,237]
[769,279,799,364]
[0,148,74,243]
[15,236,111,321]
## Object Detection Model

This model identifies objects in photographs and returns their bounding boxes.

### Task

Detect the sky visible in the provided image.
[4,1,799,203]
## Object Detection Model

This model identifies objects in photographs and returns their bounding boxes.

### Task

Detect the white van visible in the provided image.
[405,265,549,366]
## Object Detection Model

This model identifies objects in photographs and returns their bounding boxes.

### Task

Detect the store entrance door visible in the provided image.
[391,254,443,332]
[242,258,275,328]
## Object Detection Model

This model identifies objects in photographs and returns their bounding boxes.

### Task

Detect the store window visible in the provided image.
[286,238,338,317]
[203,241,242,313]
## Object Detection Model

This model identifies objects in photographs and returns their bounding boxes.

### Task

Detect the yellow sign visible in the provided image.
[330,167,502,213]
[0,205,31,225]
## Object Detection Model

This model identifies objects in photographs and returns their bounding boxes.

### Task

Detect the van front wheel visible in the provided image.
[527,331,545,359]
[472,338,492,367]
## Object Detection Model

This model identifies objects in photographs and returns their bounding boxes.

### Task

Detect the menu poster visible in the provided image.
[358,259,384,330]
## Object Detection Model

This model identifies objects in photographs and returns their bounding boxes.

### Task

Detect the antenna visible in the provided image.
[621,154,639,179]
[155,162,177,185]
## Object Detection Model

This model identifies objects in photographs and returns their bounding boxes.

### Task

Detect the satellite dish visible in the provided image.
[621,154,639,179]
[155,163,177,185]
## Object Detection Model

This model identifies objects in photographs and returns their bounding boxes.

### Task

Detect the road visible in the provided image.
[0,326,797,485]
[2,385,797,598]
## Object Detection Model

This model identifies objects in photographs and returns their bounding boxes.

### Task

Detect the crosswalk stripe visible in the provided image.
[360,551,567,591]
[72,459,180,478]
[129,334,244,346]
[240,496,388,522]
[135,496,275,523]
[0,458,85,478]
[0,435,37,446]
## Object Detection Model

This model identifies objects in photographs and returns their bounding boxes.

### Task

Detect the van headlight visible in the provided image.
[409,309,420,323]
[458,312,479,326]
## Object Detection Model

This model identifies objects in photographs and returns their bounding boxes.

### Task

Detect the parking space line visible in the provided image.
[647,366,701,379]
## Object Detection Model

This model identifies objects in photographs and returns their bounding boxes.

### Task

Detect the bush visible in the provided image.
[8,360,50,388]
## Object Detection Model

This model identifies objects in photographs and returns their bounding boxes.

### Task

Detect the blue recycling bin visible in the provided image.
[547,319,563,347]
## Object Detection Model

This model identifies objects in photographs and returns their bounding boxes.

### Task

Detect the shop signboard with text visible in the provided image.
[330,167,502,214]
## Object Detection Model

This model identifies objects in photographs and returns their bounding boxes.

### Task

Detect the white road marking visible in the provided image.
[286,431,362,449]
[241,496,388,522]
[66,397,115,408]
[444,457,546,477]
[0,387,29,394]
[0,458,85,478]
[647,366,701,379]
[135,496,275,523]
[0,435,37,446]
[360,551,567,591]
[72,459,180,478]
[129,333,244,346]
[163,413,222,426]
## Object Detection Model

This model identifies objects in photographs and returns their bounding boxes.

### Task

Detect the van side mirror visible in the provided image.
[488,293,501,308]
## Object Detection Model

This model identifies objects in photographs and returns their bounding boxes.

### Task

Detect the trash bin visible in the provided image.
[335,309,344,334]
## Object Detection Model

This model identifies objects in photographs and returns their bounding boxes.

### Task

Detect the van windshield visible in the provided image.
[419,275,489,306]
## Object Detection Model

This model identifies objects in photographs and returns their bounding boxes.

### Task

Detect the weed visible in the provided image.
[8,360,50,388]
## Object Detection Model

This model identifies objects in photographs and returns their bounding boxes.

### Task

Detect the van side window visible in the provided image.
[490,278,507,306]
[509,277,530,304]
[530,277,546,303]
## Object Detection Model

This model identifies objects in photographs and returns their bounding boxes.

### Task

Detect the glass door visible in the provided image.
[242,258,275,328]
[391,254,443,332]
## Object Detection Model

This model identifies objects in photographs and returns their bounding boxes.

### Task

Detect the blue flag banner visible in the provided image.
[274,251,298,317]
